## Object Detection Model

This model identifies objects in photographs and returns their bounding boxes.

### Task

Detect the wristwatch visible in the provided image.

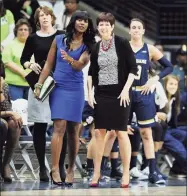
[0,90,3,94]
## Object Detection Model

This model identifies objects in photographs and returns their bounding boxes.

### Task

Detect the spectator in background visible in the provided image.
[58,0,79,30]
[14,0,40,33]
[0,61,22,183]
[2,19,32,100]
[172,44,187,93]
[0,0,15,51]
[178,89,187,126]
[38,0,65,30]
[162,75,187,177]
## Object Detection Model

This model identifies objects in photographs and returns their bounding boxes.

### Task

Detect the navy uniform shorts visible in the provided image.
[131,87,156,128]
[82,101,94,126]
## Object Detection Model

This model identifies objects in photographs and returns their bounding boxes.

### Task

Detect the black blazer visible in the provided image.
[88,35,138,91]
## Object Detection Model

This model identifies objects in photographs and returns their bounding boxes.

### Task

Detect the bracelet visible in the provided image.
[34,83,43,89]
[69,58,75,65]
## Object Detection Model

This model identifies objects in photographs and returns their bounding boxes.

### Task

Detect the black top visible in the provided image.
[21,30,64,69]
[88,35,138,96]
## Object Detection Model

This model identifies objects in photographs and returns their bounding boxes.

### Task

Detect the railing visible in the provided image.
[81,0,187,44]
[81,0,158,40]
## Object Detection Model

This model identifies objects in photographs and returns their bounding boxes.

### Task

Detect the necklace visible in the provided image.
[71,39,83,44]
[101,38,113,51]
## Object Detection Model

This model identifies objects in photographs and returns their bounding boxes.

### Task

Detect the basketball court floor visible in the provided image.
[0,177,186,196]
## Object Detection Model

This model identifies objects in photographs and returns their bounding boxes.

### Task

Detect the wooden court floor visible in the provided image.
[0,178,186,196]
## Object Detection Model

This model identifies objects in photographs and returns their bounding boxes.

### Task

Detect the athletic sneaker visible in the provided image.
[156,168,168,180]
[86,169,94,181]
[130,167,148,180]
[149,172,166,184]
[141,166,149,176]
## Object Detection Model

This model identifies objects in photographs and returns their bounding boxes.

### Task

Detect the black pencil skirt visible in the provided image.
[94,94,131,131]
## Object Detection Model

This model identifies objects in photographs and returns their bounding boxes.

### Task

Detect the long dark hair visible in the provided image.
[63,10,95,53]
[0,59,5,79]
[63,0,79,15]
[0,0,6,17]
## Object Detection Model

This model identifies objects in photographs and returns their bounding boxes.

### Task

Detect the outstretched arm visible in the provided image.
[60,49,90,71]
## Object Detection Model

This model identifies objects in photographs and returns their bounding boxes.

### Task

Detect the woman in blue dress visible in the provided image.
[34,10,95,186]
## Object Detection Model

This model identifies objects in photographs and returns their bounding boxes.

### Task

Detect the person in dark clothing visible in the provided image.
[21,6,66,182]
[0,61,22,183]
[4,0,40,33]
[162,75,187,177]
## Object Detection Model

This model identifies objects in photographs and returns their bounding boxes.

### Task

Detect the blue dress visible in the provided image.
[49,35,86,123]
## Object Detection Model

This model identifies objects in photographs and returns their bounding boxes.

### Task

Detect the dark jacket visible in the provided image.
[168,100,178,128]
[88,35,137,95]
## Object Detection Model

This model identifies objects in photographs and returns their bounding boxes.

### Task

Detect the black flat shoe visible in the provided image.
[3,176,12,183]
[2,169,12,183]
[0,174,4,183]
[40,170,49,182]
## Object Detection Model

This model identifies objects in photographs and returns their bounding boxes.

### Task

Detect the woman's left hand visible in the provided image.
[118,89,130,107]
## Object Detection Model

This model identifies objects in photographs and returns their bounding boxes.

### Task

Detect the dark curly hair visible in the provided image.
[63,10,95,53]
[0,0,6,17]
[0,59,5,79]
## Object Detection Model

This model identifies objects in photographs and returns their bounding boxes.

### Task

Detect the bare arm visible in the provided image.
[37,39,57,85]
[0,111,14,118]
[122,73,136,91]
[0,77,5,101]
[4,62,27,78]
[87,75,93,95]
[149,45,163,61]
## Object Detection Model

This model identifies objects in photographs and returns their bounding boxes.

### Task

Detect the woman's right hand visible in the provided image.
[29,63,41,74]
[34,87,41,99]
[88,92,96,109]
[11,112,23,128]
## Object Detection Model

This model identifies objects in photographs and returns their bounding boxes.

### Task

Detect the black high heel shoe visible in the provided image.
[65,173,74,188]
[50,171,64,186]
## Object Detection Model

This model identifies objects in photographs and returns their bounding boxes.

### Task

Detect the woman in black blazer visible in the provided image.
[87,12,138,188]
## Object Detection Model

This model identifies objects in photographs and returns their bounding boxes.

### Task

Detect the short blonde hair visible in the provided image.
[34,6,56,29]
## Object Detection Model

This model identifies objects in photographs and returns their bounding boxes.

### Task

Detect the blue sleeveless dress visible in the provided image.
[49,35,86,123]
